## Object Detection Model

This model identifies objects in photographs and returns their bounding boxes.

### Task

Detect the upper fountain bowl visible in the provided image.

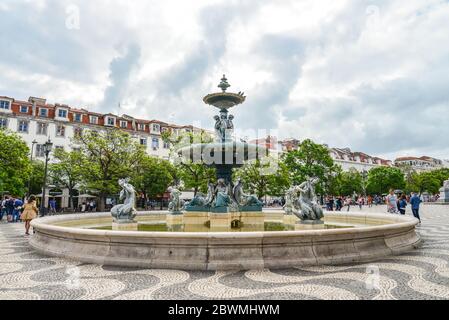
[203,92,246,110]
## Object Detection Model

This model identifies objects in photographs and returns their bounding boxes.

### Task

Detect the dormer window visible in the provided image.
[0,100,10,110]
[20,106,29,113]
[39,108,48,117]
[106,117,116,126]
[58,109,68,118]
[120,121,128,128]
[152,124,160,132]
[89,116,98,124]
[74,113,82,122]
[138,124,146,131]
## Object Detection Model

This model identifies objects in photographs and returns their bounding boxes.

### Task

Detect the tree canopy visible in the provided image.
[74,129,146,211]
[0,130,31,196]
[282,139,338,194]
[366,166,406,195]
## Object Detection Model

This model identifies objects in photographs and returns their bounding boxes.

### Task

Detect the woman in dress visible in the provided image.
[21,196,38,236]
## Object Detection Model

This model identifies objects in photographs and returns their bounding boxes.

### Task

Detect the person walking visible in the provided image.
[386,190,398,214]
[410,192,422,224]
[20,196,39,235]
[0,197,7,221]
[358,196,363,210]
[13,197,24,222]
[5,196,15,222]
[398,195,407,215]
[345,197,352,212]
[49,198,57,215]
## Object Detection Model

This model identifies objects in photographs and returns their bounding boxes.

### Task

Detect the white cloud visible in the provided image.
[0,0,448,159]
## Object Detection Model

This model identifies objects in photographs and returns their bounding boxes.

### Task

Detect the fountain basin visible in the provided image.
[30,211,421,270]
[177,141,267,165]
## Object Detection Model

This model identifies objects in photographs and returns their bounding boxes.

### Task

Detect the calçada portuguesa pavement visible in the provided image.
[0,205,449,300]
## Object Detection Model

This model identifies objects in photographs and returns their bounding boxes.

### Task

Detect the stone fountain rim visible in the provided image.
[31,211,419,239]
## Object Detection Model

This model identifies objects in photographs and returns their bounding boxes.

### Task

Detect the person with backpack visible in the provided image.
[5,196,15,222]
[13,197,24,222]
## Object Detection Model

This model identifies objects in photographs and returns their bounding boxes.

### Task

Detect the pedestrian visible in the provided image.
[398,195,407,215]
[20,196,39,236]
[410,192,422,224]
[5,196,15,222]
[0,196,7,221]
[386,189,397,214]
[13,197,24,222]
[358,197,363,210]
[81,202,86,212]
[345,197,351,212]
[49,198,57,215]
[335,197,343,211]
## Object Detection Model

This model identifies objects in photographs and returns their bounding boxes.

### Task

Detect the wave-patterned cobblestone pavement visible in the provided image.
[0,205,448,300]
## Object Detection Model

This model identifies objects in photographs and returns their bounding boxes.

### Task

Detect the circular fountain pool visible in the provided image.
[30,211,421,270]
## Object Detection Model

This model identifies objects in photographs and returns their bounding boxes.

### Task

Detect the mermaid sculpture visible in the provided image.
[111,178,137,223]
[285,177,324,222]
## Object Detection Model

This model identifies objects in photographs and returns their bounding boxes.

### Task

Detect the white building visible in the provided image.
[0,95,206,207]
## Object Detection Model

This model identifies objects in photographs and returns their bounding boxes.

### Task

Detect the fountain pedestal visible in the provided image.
[166,213,183,226]
[112,221,138,231]
[210,212,233,229]
[295,220,325,231]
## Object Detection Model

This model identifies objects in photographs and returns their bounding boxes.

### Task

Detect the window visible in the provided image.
[152,124,160,132]
[36,122,48,135]
[107,117,115,126]
[58,109,68,118]
[74,127,83,137]
[120,121,128,128]
[138,124,146,131]
[36,144,45,158]
[20,106,28,113]
[163,141,170,149]
[152,137,159,150]
[74,114,82,122]
[0,118,7,129]
[56,125,65,137]
[18,120,29,133]
[0,100,10,110]
[89,116,98,124]
[140,137,147,146]
[39,108,48,117]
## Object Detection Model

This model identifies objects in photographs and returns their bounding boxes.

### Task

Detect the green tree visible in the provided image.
[366,166,405,195]
[432,168,449,187]
[29,160,46,195]
[131,156,174,205]
[282,139,338,194]
[163,130,216,195]
[75,129,146,211]
[0,130,31,196]
[234,157,290,199]
[49,149,85,209]
[338,168,363,196]
[406,171,443,195]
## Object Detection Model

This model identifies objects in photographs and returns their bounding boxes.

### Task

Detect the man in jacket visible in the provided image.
[410,192,422,224]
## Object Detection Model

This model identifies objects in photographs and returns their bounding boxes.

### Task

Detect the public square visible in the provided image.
[0,205,448,300]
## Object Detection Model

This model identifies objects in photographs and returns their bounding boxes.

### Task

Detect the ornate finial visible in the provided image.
[218,75,231,92]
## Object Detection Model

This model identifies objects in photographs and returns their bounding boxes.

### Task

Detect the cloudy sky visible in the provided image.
[1,0,448,160]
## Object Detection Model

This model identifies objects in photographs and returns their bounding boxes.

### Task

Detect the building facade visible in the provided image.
[0,95,206,208]
[394,156,446,172]
[0,95,205,162]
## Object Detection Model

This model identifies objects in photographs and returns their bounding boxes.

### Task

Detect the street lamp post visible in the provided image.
[361,170,368,197]
[27,140,38,197]
[40,139,53,217]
